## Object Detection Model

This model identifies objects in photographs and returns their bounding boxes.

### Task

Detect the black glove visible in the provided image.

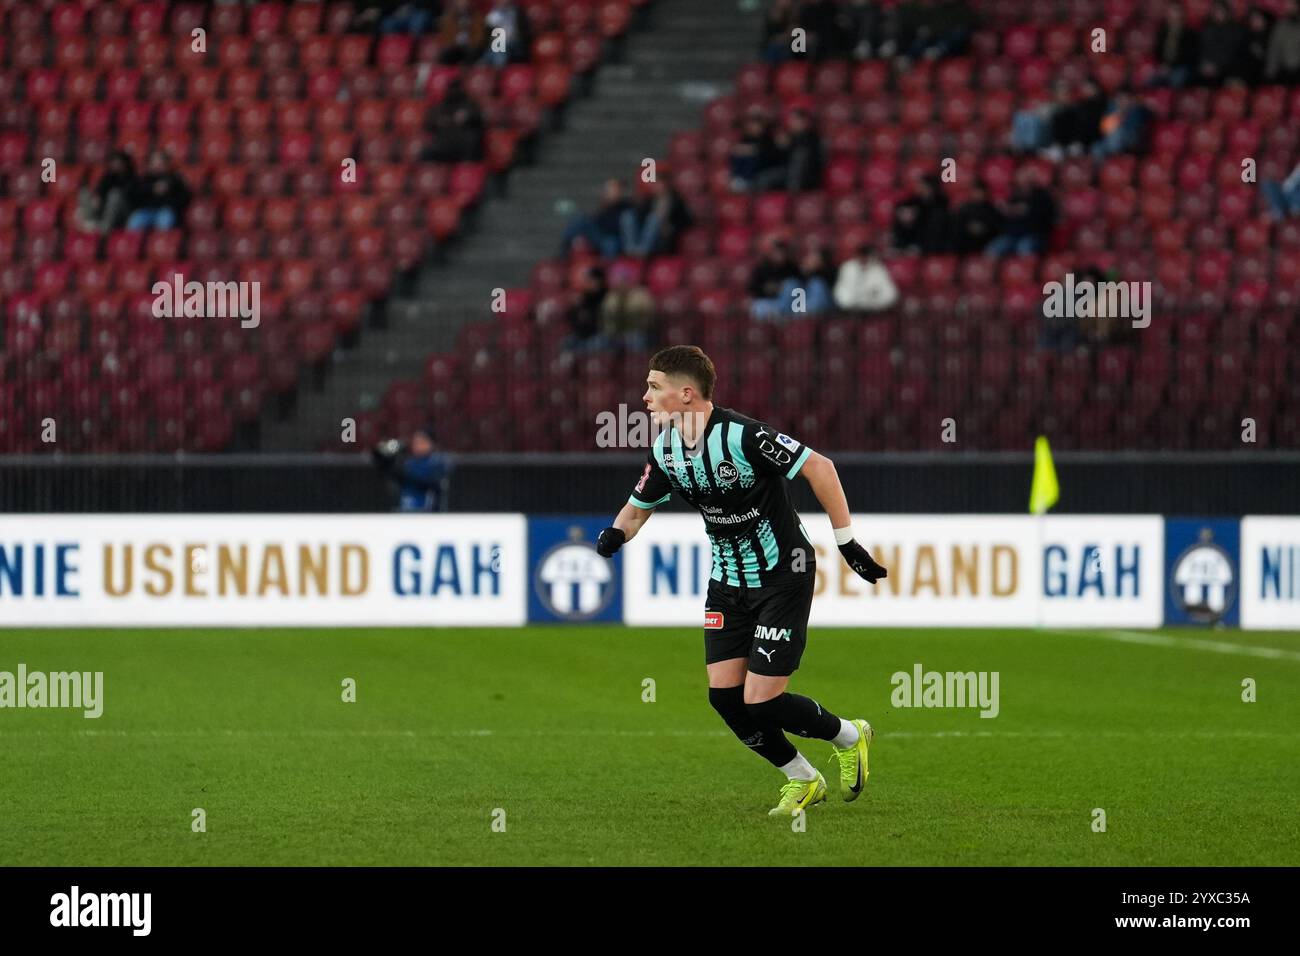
[595,527,625,558]
[838,540,887,583]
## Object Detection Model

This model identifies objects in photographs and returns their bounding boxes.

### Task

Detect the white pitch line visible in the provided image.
[0,728,1295,740]
[1059,629,1300,663]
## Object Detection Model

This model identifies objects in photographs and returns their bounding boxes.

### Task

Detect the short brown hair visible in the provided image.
[649,345,716,400]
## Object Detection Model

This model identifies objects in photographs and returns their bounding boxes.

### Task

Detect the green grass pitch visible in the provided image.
[2,625,1297,866]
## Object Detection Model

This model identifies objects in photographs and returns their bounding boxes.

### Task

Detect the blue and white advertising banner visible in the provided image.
[1240,517,1300,630]
[622,514,1164,628]
[3,514,1293,630]
[0,515,527,626]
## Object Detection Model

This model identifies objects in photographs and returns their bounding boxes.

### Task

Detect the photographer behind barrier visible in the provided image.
[371,425,452,513]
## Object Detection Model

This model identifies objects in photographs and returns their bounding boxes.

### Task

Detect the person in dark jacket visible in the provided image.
[760,0,799,63]
[1090,91,1154,159]
[1195,1,1245,86]
[372,425,452,512]
[1049,79,1107,157]
[78,149,137,233]
[561,179,634,257]
[563,264,613,352]
[621,174,693,258]
[422,77,484,162]
[126,150,190,231]
[1148,4,1199,88]
[772,108,825,192]
[986,167,1056,256]
[482,0,532,65]
[748,235,801,307]
[953,180,1003,254]
[730,107,785,192]
[1234,7,1274,86]
[892,174,950,254]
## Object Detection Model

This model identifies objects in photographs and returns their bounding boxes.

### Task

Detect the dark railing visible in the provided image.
[0,451,1295,514]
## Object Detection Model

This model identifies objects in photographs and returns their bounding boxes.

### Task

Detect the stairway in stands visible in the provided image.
[261,0,763,450]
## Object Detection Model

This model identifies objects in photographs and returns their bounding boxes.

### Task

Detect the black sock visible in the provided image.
[711,687,796,767]
[742,697,798,767]
[770,692,842,741]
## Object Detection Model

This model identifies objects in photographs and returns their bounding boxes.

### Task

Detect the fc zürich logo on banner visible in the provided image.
[1171,528,1236,624]
[535,528,615,620]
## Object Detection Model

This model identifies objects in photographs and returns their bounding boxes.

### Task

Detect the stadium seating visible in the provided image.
[0,0,643,452]
[360,0,1300,452]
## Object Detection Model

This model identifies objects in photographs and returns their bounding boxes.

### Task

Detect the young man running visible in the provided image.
[596,346,888,816]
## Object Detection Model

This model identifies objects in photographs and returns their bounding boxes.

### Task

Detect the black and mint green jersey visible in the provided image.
[627,405,816,589]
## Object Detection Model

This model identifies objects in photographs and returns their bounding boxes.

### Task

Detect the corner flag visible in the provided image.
[1028,435,1059,515]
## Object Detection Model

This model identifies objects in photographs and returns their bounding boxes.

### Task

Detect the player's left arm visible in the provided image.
[745,423,887,584]
[800,451,888,584]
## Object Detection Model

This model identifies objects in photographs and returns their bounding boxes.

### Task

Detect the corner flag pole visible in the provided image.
[1029,436,1060,629]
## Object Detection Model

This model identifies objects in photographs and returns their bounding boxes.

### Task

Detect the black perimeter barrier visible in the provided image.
[0,451,1295,514]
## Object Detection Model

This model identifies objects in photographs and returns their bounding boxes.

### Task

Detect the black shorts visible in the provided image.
[703,573,816,676]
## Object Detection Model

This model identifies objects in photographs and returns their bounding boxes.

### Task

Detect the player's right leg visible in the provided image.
[704,581,809,783]
[744,574,867,802]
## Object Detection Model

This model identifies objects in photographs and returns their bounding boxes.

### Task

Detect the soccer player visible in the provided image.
[595,346,888,816]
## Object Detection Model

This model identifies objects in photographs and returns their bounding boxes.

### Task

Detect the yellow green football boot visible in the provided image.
[767,771,828,816]
[829,719,873,801]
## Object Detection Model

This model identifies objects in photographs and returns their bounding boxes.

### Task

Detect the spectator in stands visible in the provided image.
[600,259,656,350]
[729,107,784,192]
[797,0,843,60]
[753,245,834,320]
[482,1,532,66]
[833,243,899,312]
[563,264,612,352]
[438,0,487,63]
[352,2,440,35]
[760,0,799,63]
[900,0,975,63]
[422,77,485,162]
[126,150,190,232]
[1076,265,1130,347]
[1040,271,1082,352]
[1090,92,1154,159]
[371,425,452,512]
[845,0,886,59]
[1266,0,1300,83]
[880,0,922,59]
[748,236,800,317]
[1046,79,1107,159]
[1010,87,1068,154]
[802,239,837,285]
[77,150,137,234]
[986,167,1055,257]
[770,108,825,192]
[1262,160,1300,221]
[621,175,693,258]
[892,174,950,254]
[1195,2,1245,87]
[561,178,634,257]
[1235,7,1275,86]
[1148,4,1199,89]
[953,180,1003,254]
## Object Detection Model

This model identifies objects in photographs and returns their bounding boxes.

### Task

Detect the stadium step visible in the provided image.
[260,0,766,451]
